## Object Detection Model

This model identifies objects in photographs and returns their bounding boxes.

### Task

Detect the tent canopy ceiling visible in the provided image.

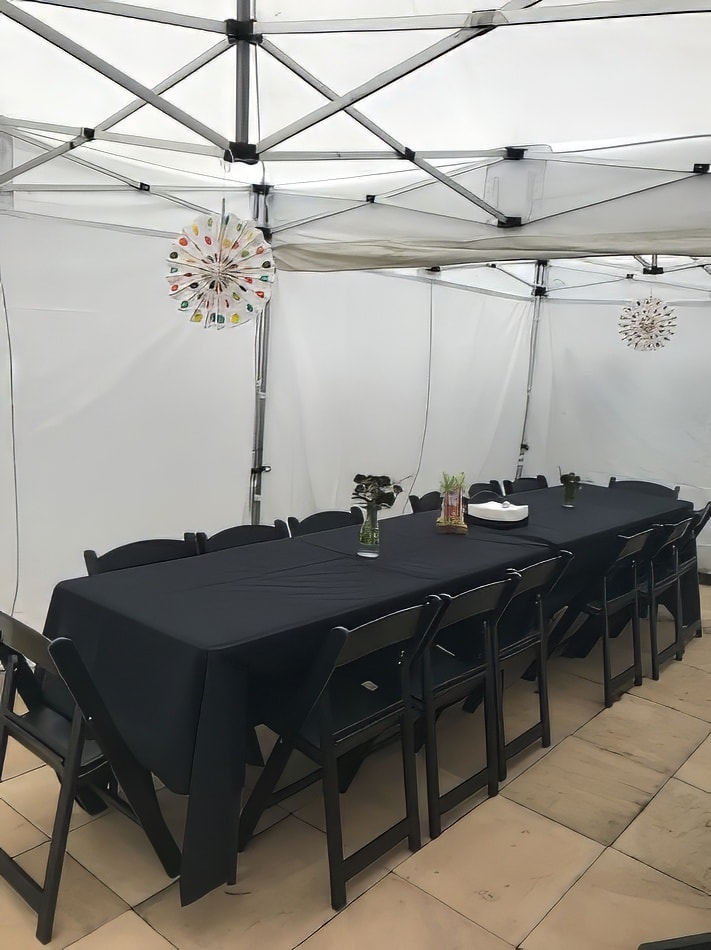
[2,0,711,267]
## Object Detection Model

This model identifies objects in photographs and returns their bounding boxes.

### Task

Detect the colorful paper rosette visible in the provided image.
[167,213,275,328]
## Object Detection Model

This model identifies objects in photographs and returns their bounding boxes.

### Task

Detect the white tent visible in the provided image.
[1,0,710,628]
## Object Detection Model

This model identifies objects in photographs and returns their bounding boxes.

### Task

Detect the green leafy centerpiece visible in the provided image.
[436,471,468,535]
[353,474,402,558]
[560,469,581,508]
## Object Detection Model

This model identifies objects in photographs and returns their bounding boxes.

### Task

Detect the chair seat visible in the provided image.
[12,707,105,771]
[414,644,485,702]
[299,654,405,748]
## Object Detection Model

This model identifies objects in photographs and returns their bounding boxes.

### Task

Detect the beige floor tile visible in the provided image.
[139,816,347,950]
[630,662,711,722]
[683,631,711,673]
[614,777,711,894]
[2,737,44,781]
[299,874,514,950]
[0,765,98,835]
[503,735,664,845]
[500,663,603,751]
[66,801,180,907]
[284,740,449,863]
[395,795,603,946]
[676,735,711,792]
[0,797,48,855]
[0,844,128,950]
[65,910,176,949]
[575,693,709,776]
[561,623,655,687]
[521,849,711,950]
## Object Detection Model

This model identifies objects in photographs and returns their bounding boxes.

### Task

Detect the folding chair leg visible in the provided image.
[423,699,442,839]
[602,614,614,708]
[400,710,421,852]
[537,646,552,748]
[321,742,347,911]
[632,599,643,687]
[238,735,295,851]
[36,715,84,944]
[674,579,685,661]
[483,680,499,798]
[649,592,661,681]
[496,666,506,782]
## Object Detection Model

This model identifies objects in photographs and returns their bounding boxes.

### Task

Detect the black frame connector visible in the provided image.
[225,18,262,44]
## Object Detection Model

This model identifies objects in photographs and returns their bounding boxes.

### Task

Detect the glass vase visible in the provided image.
[357,503,380,558]
[562,482,577,508]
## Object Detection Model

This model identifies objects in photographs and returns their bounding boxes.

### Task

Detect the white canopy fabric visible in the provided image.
[1,1,710,626]
[2,0,711,265]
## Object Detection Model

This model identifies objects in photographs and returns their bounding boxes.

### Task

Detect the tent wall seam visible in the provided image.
[0,274,20,617]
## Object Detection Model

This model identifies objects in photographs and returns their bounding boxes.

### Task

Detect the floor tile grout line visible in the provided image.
[608,841,711,901]
[60,910,180,950]
[516,844,612,947]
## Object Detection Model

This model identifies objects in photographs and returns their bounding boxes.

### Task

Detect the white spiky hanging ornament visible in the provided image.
[167,210,275,328]
[619,295,676,351]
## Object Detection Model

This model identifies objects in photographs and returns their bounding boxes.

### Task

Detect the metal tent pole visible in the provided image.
[515,260,549,479]
[229,0,270,526]
[249,186,272,526]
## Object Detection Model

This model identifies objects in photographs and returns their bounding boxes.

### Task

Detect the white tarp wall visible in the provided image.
[522,266,711,569]
[260,271,532,522]
[0,215,256,629]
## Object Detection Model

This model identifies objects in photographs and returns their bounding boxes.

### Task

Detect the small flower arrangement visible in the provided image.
[437,471,468,534]
[352,474,402,510]
[559,469,581,507]
[559,470,581,489]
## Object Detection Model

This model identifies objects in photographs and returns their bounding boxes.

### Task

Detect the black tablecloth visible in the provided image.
[42,485,692,905]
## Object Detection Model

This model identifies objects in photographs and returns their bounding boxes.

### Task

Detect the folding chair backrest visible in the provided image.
[84,534,200,574]
[652,519,693,560]
[468,481,503,498]
[507,551,573,600]
[437,577,518,633]
[692,501,711,538]
[196,523,287,553]
[611,529,657,567]
[288,508,364,537]
[0,613,70,719]
[503,475,548,495]
[468,490,501,504]
[409,491,442,514]
[334,597,443,669]
[608,477,680,498]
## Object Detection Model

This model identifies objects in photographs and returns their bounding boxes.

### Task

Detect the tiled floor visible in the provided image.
[1,594,711,948]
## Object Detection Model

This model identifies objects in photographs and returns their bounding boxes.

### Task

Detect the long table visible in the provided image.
[42,485,693,905]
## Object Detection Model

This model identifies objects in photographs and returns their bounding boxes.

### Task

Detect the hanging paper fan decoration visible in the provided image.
[618,295,676,351]
[167,213,275,328]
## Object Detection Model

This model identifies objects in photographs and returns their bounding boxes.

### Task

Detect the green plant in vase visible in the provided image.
[436,471,468,534]
[559,469,582,508]
[353,474,402,558]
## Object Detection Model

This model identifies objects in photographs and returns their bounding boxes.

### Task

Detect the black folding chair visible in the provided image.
[408,491,442,514]
[416,576,519,839]
[568,530,656,707]
[643,519,694,679]
[608,477,680,498]
[238,597,442,910]
[0,613,180,944]
[495,552,573,779]
[287,507,364,537]
[468,481,503,498]
[84,533,199,574]
[503,475,548,495]
[676,501,711,640]
[195,523,288,553]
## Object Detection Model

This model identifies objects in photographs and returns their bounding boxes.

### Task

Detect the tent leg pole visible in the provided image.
[250,304,271,526]
[515,259,548,480]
